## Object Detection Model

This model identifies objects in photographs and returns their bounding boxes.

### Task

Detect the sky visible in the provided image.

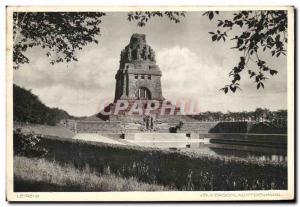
[13,11,288,117]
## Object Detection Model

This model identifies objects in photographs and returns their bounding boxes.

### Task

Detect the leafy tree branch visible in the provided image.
[13,12,106,69]
[13,11,185,70]
[203,11,287,93]
[127,11,186,26]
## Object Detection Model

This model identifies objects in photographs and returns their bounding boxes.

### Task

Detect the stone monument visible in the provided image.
[114,33,163,101]
[69,34,211,134]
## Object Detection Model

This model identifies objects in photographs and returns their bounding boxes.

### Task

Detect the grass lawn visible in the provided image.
[14,156,174,192]
[13,132,287,191]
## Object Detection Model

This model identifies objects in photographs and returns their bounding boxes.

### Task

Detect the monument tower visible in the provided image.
[73,33,201,133]
[114,33,164,101]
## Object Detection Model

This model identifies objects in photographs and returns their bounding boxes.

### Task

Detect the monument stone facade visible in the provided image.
[114,34,163,101]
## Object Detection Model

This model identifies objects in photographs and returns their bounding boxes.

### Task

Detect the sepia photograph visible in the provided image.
[6,6,294,201]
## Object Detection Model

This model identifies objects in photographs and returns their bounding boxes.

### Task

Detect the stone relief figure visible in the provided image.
[143,115,154,130]
[136,46,142,61]
[122,35,157,64]
[143,46,150,60]
[149,48,156,62]
[120,49,125,57]
[150,116,154,129]
[120,49,125,61]
[119,49,127,68]
[127,47,132,61]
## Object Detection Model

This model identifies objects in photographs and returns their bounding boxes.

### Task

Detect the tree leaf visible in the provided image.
[230,85,237,92]
[270,70,278,75]
[257,83,261,89]
[212,35,217,41]
[236,20,243,27]
[224,87,228,94]
[209,12,214,20]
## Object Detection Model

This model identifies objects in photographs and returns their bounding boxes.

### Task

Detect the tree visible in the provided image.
[13,84,75,125]
[252,107,270,122]
[202,11,287,93]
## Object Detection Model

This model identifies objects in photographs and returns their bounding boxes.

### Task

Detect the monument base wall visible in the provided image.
[67,118,267,134]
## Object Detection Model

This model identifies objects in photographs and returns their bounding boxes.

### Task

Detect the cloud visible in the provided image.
[157,46,287,112]
[157,46,226,100]
[14,46,117,116]
[31,85,113,117]
[14,45,287,116]
[14,47,118,91]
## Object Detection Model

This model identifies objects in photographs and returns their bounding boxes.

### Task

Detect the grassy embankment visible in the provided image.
[14,134,287,192]
[14,156,173,192]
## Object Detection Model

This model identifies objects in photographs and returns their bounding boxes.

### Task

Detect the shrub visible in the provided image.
[13,128,48,157]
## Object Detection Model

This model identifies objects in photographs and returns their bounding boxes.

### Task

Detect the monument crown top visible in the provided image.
[119,33,156,68]
[130,33,146,47]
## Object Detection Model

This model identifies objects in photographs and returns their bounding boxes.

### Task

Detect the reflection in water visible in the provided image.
[130,133,287,163]
[207,146,287,162]
[182,144,287,162]
[185,134,286,162]
[132,141,287,162]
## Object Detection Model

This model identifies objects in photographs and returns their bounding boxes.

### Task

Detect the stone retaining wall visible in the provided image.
[67,119,263,134]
